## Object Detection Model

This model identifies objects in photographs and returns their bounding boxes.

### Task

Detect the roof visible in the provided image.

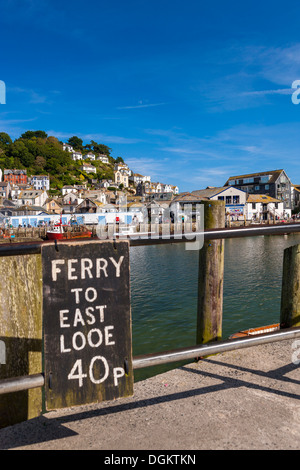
[18,190,46,197]
[191,186,232,198]
[172,193,205,203]
[246,194,281,203]
[224,169,284,185]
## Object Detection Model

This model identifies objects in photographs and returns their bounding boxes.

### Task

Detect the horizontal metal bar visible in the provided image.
[132,326,300,369]
[0,373,44,395]
[0,223,299,255]
[129,223,300,246]
[1,327,299,393]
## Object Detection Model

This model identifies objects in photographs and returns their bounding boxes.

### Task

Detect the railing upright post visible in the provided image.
[280,244,300,328]
[0,254,43,428]
[196,200,225,345]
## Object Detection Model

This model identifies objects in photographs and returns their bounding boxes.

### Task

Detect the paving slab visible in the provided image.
[0,338,299,450]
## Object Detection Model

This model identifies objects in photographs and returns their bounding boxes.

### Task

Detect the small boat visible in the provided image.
[229,323,280,339]
[46,216,93,241]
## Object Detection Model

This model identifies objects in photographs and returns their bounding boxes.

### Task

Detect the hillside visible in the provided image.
[0,130,123,192]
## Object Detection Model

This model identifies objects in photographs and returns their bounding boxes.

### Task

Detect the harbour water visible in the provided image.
[130,233,300,381]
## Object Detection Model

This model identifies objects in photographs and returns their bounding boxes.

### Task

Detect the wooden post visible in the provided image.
[197,200,225,344]
[280,244,300,328]
[0,254,43,428]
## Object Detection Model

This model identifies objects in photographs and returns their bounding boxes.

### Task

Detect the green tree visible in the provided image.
[8,140,34,167]
[68,136,83,150]
[0,132,12,151]
[20,130,48,140]
[90,140,111,156]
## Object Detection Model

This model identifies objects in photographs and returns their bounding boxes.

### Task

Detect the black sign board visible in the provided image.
[42,240,133,410]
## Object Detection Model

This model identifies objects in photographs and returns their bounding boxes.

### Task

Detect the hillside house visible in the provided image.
[43,198,62,214]
[17,189,48,207]
[76,198,103,213]
[114,170,129,188]
[83,152,96,161]
[0,182,11,199]
[62,191,83,206]
[72,151,83,161]
[81,190,107,204]
[63,143,74,153]
[97,154,110,164]
[80,163,97,174]
[129,173,151,185]
[61,185,77,196]
[29,175,50,191]
[4,169,27,185]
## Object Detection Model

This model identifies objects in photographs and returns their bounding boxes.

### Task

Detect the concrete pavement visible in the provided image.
[0,338,299,450]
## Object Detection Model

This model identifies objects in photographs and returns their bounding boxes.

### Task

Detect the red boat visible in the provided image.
[46,217,93,240]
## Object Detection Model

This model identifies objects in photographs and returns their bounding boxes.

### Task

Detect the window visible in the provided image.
[226,196,232,204]
[265,184,269,190]
[260,175,270,183]
[255,186,260,190]
[233,195,240,204]
[252,203,256,209]
[218,196,224,201]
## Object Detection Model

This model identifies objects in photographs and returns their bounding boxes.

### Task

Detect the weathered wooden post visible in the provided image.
[280,244,300,328]
[197,200,225,344]
[0,254,43,428]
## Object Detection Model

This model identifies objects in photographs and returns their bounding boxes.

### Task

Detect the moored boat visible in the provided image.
[46,216,93,240]
[229,323,280,339]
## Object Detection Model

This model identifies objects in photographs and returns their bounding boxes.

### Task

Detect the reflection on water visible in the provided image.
[129,234,300,380]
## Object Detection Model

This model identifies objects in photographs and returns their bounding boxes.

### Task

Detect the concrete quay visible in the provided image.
[0,338,299,450]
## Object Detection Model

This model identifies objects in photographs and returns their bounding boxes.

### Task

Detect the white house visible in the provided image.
[191,186,247,220]
[29,175,50,191]
[63,143,74,153]
[245,194,287,221]
[129,173,151,185]
[81,190,108,204]
[114,163,131,176]
[170,193,203,222]
[80,163,97,174]
[72,151,83,161]
[17,190,48,207]
[162,184,173,193]
[83,152,96,161]
[97,154,110,164]
[61,185,78,196]
[99,179,112,189]
[62,191,83,206]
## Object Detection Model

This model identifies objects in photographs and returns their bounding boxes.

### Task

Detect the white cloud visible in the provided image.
[117,102,167,110]
[9,86,47,104]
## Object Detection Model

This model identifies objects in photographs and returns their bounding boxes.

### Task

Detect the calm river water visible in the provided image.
[129,233,300,380]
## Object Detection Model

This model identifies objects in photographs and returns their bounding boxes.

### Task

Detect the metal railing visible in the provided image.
[1,221,300,395]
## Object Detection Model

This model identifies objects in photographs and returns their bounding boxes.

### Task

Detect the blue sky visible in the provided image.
[1,0,300,192]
